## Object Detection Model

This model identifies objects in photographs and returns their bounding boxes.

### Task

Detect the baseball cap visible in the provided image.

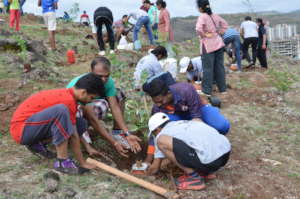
[148,112,170,137]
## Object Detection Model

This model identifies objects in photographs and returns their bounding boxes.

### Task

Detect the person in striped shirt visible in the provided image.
[223,28,242,71]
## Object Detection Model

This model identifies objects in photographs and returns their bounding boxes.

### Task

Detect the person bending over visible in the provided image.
[146,113,231,190]
[94,7,115,56]
[67,57,141,157]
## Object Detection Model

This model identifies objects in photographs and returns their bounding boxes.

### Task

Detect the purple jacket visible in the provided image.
[152,82,203,119]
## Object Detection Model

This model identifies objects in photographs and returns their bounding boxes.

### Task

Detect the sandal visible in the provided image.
[176,175,206,190]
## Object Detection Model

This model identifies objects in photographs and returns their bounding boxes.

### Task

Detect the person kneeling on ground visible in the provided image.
[10,73,104,175]
[179,56,203,91]
[143,78,230,134]
[67,57,141,157]
[146,113,231,190]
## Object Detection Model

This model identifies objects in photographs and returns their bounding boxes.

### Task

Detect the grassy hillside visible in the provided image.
[0,13,300,199]
[172,10,300,41]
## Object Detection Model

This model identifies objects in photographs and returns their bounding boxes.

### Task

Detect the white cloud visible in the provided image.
[23,0,300,21]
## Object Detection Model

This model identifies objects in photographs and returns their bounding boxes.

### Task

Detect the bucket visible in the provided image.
[67,50,76,64]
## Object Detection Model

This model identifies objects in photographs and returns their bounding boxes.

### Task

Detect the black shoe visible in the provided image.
[26,142,56,159]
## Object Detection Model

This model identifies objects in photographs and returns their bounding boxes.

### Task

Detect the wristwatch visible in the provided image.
[124,131,131,137]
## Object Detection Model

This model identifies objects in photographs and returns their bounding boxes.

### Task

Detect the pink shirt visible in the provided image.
[195,13,228,54]
[158,8,174,42]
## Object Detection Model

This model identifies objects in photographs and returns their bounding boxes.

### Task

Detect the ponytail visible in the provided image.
[197,0,213,15]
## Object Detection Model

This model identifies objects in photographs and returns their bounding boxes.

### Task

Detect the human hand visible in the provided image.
[114,142,129,158]
[126,135,142,154]
[81,162,97,170]
[262,44,267,50]
[86,147,103,157]
[146,164,159,175]
[205,32,213,38]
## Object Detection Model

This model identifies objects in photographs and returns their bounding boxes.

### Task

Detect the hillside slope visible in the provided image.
[172,10,300,41]
[0,14,300,199]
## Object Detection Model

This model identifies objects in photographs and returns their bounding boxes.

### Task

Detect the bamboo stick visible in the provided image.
[87,158,180,199]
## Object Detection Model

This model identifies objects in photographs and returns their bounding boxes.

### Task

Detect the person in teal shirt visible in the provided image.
[67,57,141,157]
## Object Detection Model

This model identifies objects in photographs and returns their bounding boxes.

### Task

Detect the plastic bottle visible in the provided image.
[67,50,76,64]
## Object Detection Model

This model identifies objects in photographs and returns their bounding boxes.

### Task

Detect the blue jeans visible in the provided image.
[225,35,242,71]
[133,16,154,45]
[167,105,230,135]
[20,0,26,15]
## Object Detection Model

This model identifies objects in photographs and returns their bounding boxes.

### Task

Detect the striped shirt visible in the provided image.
[223,28,240,41]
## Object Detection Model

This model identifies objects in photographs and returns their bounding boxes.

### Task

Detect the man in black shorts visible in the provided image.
[146,113,231,190]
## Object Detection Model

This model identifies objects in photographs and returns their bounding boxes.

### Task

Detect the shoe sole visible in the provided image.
[26,147,56,159]
[177,184,206,190]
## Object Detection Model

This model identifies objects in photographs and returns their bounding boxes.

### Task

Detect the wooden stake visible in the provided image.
[87,158,180,199]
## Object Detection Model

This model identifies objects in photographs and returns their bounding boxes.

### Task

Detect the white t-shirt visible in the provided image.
[240,21,258,38]
[154,120,231,164]
[129,10,148,20]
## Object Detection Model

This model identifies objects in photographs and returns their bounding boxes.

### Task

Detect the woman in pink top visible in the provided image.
[156,0,174,42]
[195,0,228,95]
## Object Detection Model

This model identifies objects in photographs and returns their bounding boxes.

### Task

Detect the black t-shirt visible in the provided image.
[258,25,266,44]
[94,7,114,25]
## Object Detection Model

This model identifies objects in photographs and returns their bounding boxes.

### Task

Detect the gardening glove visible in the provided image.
[126,134,142,154]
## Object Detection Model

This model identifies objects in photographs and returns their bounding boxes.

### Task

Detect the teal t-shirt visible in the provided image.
[66,73,117,98]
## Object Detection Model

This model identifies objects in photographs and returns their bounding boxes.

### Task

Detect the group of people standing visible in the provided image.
[240,16,268,69]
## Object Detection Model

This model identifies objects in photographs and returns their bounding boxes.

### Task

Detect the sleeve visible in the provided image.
[195,16,205,38]
[166,60,177,80]
[105,78,117,97]
[69,103,77,125]
[147,136,155,155]
[151,105,160,115]
[133,59,146,87]
[185,84,202,119]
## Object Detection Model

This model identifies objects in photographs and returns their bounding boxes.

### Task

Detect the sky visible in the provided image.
[23,0,300,21]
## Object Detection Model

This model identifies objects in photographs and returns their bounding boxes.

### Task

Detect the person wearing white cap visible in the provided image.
[179,56,203,82]
[146,112,231,190]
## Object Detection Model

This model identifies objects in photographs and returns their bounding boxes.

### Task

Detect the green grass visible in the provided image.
[267,68,298,92]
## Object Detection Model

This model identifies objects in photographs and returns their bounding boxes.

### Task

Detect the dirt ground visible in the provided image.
[0,14,300,199]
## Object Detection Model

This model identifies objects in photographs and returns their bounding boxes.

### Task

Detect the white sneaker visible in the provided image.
[98,51,105,56]
[110,50,115,54]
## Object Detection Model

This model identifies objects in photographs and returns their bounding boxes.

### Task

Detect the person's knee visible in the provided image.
[213,119,230,135]
[54,104,69,114]
[201,105,231,135]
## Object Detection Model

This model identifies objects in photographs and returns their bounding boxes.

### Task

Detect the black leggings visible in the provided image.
[96,19,115,51]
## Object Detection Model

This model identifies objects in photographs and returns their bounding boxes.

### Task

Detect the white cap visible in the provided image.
[148,48,154,54]
[179,57,191,73]
[148,113,170,137]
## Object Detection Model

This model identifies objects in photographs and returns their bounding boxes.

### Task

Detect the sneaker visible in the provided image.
[109,50,115,54]
[199,172,217,181]
[111,130,130,149]
[26,143,56,159]
[54,159,89,175]
[176,175,206,190]
[98,51,105,56]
